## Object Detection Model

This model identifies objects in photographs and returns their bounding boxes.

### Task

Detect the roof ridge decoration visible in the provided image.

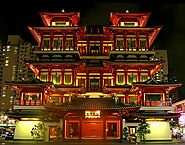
[146,77,159,84]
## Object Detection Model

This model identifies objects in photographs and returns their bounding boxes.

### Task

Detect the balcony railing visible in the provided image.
[14,100,42,106]
[143,100,172,107]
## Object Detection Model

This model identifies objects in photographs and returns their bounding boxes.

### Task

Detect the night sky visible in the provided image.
[1,0,185,100]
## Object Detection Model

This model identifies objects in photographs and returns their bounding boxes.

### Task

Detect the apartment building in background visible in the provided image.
[0,35,35,112]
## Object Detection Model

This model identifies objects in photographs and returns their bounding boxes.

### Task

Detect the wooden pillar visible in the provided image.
[113,35,116,51]
[113,68,116,86]
[72,67,74,85]
[124,33,127,50]
[50,32,53,50]
[40,33,43,50]
[136,33,139,51]
[119,114,123,143]
[63,33,66,50]
[138,68,141,82]
[87,72,89,92]
[73,35,75,50]
[146,34,149,50]
[125,93,128,104]
[100,69,103,92]
[103,111,106,140]
[124,68,128,85]
[62,67,64,85]
[87,40,90,55]
[148,67,151,78]
[48,68,51,82]
[62,117,65,139]
[79,116,82,140]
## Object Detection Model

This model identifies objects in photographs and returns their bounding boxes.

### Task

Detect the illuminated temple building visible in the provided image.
[6,10,181,142]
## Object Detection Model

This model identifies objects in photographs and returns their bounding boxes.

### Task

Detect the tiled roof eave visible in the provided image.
[45,105,140,110]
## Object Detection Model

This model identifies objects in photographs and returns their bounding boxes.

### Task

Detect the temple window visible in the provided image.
[127,72,137,85]
[116,69,125,85]
[140,73,148,82]
[64,70,72,85]
[120,22,138,27]
[49,97,60,103]
[103,74,113,86]
[53,37,63,50]
[76,74,86,87]
[40,71,48,82]
[52,21,69,26]
[65,74,72,85]
[116,74,125,85]
[51,72,61,84]
[139,36,147,51]
[77,43,87,54]
[145,93,163,106]
[66,38,73,50]
[103,43,112,54]
[116,38,124,50]
[89,42,100,55]
[43,37,50,50]
[126,37,136,51]
[129,95,137,104]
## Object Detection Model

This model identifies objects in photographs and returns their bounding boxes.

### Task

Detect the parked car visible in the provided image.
[5,132,14,140]
[0,132,6,138]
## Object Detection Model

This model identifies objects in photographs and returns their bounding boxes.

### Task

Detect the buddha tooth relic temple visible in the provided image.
[5,10,181,142]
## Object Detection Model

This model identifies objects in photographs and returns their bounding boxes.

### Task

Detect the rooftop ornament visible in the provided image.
[126,10,129,13]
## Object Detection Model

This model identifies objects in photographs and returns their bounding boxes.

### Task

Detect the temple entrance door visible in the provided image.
[82,122,103,139]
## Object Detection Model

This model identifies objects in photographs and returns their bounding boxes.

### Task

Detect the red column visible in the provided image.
[138,68,141,82]
[136,33,139,51]
[124,68,128,85]
[48,68,51,82]
[100,69,103,92]
[63,34,66,50]
[50,33,53,50]
[146,34,149,50]
[124,33,127,50]
[87,72,89,91]
[61,68,64,85]
[40,32,43,50]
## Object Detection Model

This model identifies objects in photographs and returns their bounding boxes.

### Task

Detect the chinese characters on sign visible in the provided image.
[85,110,100,118]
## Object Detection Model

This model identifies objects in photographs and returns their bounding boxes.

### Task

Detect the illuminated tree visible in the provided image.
[31,122,47,141]
[136,121,151,143]
[122,127,129,142]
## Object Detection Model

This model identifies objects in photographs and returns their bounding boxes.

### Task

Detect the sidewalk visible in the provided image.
[0,139,183,144]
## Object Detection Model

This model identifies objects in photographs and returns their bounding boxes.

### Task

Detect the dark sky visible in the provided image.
[1,0,185,100]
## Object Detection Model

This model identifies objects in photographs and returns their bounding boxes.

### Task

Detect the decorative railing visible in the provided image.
[14,100,42,106]
[143,100,172,107]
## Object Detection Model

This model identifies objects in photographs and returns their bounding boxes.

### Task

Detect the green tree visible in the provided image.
[136,121,151,143]
[122,127,129,142]
[31,122,47,141]
[55,126,62,141]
